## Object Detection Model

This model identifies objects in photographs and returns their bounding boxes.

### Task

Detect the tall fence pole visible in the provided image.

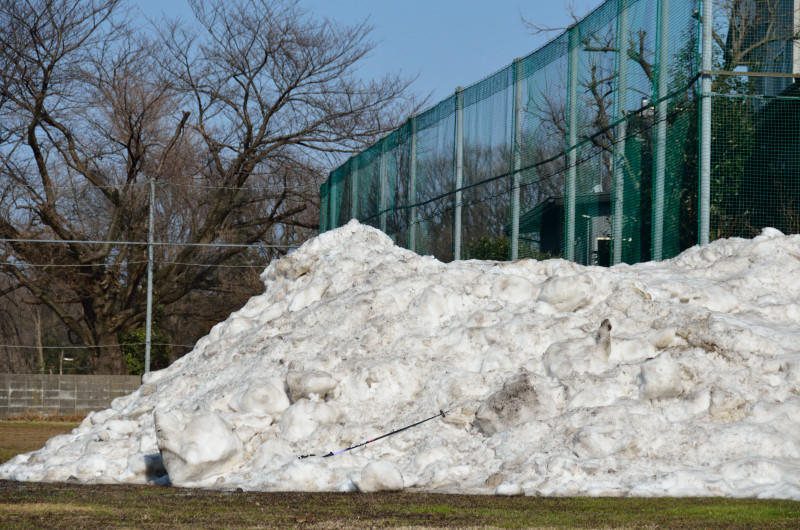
[612,0,630,265]
[329,176,337,230]
[511,59,523,261]
[566,27,579,262]
[699,0,713,246]
[350,157,359,222]
[380,141,388,234]
[408,116,418,253]
[145,177,155,374]
[454,87,464,261]
[653,0,670,261]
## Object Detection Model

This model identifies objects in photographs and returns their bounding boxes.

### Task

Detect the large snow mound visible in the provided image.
[3,221,800,498]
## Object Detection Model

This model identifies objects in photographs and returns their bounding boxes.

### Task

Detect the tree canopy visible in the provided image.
[0,0,417,373]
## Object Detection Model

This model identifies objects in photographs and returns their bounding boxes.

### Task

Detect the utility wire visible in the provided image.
[1,238,298,248]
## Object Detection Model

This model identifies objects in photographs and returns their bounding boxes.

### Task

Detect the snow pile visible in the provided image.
[2,221,800,498]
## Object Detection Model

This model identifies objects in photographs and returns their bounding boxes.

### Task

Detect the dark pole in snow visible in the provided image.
[299,410,446,459]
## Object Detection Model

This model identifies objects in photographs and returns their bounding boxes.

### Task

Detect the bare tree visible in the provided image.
[0,0,416,373]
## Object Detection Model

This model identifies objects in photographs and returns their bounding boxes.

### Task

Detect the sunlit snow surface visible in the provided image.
[3,221,800,498]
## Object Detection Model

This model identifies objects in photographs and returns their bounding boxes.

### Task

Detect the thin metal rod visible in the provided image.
[454,87,464,261]
[612,0,630,265]
[299,410,446,459]
[566,27,579,262]
[408,116,418,253]
[380,140,389,233]
[145,177,155,374]
[652,0,670,261]
[699,0,713,246]
[350,157,359,221]
[511,58,523,261]
[329,175,337,230]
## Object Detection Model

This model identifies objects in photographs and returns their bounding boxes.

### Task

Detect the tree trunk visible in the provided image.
[91,333,127,375]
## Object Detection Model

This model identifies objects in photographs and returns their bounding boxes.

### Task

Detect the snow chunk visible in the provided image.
[154,411,243,485]
[537,274,595,312]
[357,461,404,492]
[639,355,682,400]
[287,370,338,402]
[495,482,524,496]
[229,378,290,415]
[492,275,537,304]
[279,399,337,442]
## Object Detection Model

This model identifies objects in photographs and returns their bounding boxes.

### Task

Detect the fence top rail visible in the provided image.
[705,70,800,79]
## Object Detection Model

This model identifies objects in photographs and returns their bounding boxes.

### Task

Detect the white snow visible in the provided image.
[2,220,800,498]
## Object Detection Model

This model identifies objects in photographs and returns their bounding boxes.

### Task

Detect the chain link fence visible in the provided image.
[321,0,800,265]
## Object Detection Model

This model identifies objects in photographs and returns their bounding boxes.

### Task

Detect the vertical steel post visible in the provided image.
[511,59,523,261]
[145,177,154,374]
[350,157,358,222]
[329,176,337,230]
[566,27,579,262]
[653,0,670,261]
[699,0,713,245]
[795,0,800,75]
[454,87,464,260]
[408,116,418,253]
[612,0,630,265]
[380,141,388,234]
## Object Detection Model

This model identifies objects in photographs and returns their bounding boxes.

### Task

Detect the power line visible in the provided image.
[0,260,270,268]
[0,342,196,350]
[0,179,324,193]
[0,261,148,268]
[1,238,298,248]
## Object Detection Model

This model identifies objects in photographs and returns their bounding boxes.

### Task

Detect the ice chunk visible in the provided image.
[357,461,404,492]
[286,370,338,402]
[640,356,682,400]
[491,274,537,304]
[229,378,290,415]
[537,274,594,312]
[279,399,337,442]
[154,411,243,485]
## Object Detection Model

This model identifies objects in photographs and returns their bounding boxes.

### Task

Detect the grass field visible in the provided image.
[2,420,799,528]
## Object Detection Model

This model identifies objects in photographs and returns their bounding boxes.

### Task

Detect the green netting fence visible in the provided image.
[321,0,800,265]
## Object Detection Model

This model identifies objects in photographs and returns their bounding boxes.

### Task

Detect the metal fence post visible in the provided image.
[380,141,388,234]
[454,87,464,261]
[350,157,359,222]
[566,27,579,262]
[612,0,630,265]
[145,177,154,374]
[408,116,418,253]
[329,175,337,230]
[699,0,713,246]
[653,0,670,261]
[511,59,523,261]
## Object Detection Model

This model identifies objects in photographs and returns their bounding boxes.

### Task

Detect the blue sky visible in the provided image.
[135,0,604,105]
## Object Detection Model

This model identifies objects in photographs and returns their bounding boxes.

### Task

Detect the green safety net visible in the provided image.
[707,0,800,240]
[321,0,800,264]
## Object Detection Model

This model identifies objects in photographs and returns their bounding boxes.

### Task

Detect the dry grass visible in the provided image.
[0,419,81,464]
